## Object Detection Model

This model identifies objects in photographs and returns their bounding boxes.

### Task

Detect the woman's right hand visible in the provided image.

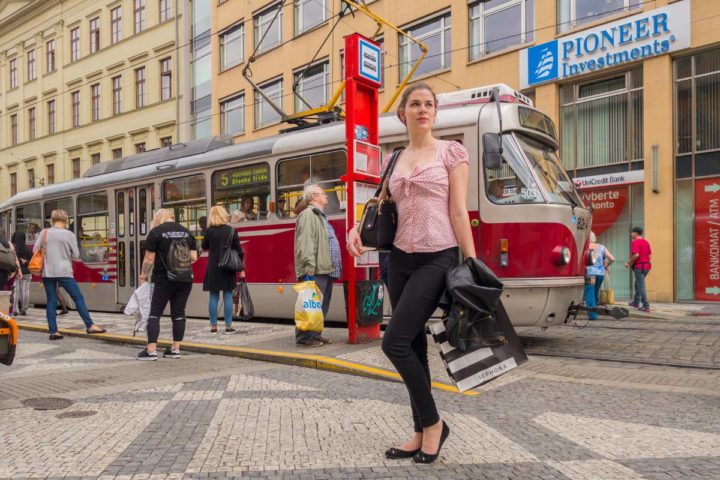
[347,227,365,258]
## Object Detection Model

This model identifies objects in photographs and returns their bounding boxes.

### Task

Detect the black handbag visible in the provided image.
[444,257,508,351]
[236,279,254,320]
[358,147,404,250]
[218,226,244,272]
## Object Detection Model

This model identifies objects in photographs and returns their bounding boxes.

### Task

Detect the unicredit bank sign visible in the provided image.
[520,1,690,89]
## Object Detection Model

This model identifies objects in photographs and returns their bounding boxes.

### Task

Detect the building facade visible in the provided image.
[0,0,186,200]
[209,0,719,304]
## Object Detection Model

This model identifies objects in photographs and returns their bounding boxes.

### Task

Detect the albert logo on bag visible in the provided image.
[303,292,322,310]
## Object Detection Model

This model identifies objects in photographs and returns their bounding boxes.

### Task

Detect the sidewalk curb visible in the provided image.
[16,322,478,397]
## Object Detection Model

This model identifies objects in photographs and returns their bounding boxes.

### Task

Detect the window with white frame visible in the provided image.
[9,58,17,89]
[558,0,641,33]
[220,93,245,135]
[134,0,146,34]
[469,0,533,59]
[220,23,244,71]
[399,12,451,79]
[254,2,283,52]
[27,50,36,81]
[160,0,172,22]
[294,61,329,112]
[70,27,80,61]
[255,78,283,128]
[111,6,123,44]
[295,0,326,35]
[46,39,56,72]
[72,91,81,128]
[90,17,100,53]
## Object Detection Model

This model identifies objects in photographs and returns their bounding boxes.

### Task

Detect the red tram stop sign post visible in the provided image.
[342,33,383,344]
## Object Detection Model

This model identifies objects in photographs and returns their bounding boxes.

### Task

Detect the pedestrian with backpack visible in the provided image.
[137,208,198,360]
[202,205,244,334]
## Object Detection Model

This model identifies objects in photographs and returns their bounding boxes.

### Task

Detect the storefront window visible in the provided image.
[579,183,643,299]
[560,69,643,172]
[674,49,720,302]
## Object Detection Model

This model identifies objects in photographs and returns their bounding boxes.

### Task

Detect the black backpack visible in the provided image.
[161,237,193,282]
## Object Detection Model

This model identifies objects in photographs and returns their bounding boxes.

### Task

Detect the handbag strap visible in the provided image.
[224,225,235,251]
[375,147,405,198]
[38,228,48,251]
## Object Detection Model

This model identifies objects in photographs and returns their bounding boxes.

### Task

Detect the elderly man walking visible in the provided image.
[294,184,342,347]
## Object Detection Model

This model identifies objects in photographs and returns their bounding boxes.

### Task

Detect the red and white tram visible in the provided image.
[0,84,592,327]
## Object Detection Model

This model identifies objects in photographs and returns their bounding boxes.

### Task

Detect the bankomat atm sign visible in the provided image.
[520,0,690,88]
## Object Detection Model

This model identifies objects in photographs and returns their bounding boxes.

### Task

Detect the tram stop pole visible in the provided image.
[343,33,383,344]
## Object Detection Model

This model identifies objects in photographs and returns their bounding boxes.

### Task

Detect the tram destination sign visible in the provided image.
[215,164,269,190]
[520,0,690,88]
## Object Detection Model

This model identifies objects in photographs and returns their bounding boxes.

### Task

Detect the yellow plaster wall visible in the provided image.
[0,0,185,201]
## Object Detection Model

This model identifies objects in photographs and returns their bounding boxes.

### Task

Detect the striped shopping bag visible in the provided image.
[429,302,528,392]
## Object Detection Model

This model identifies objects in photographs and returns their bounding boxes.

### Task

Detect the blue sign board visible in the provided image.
[358,38,381,85]
[520,1,690,88]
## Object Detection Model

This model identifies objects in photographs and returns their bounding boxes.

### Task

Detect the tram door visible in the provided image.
[115,185,155,305]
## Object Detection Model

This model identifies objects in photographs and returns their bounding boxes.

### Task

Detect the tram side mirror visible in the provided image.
[483,133,503,170]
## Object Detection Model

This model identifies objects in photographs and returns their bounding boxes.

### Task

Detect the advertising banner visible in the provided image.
[579,186,628,236]
[695,178,720,301]
[520,1,690,88]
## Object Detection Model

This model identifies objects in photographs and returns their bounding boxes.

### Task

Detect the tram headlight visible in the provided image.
[552,246,572,266]
[587,248,598,266]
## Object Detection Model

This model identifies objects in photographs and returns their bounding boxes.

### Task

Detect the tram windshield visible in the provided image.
[515,133,584,207]
[483,133,583,207]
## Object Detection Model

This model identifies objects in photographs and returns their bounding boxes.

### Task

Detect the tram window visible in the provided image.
[0,212,5,234]
[117,192,125,237]
[15,204,42,243]
[276,150,346,217]
[139,188,148,235]
[44,198,75,231]
[128,190,135,236]
[212,163,270,222]
[483,136,544,205]
[77,192,110,263]
[162,174,207,242]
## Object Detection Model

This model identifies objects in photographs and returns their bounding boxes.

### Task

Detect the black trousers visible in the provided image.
[382,246,458,432]
[147,278,193,344]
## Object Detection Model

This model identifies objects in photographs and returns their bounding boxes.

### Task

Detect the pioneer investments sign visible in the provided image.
[520,0,690,88]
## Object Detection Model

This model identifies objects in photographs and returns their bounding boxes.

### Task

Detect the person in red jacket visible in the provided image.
[625,226,652,312]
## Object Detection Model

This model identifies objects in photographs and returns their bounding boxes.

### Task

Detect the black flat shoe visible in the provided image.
[385,447,420,459]
[86,327,107,334]
[413,421,450,464]
[49,333,64,340]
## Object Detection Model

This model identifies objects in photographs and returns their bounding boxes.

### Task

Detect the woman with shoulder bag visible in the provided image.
[347,83,476,464]
[34,210,106,340]
[202,205,244,334]
[11,231,32,315]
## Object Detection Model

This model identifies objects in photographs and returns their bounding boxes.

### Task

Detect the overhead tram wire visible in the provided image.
[0,0,678,124]
[0,0,704,129]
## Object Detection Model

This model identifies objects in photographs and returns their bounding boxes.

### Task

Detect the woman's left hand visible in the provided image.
[239,271,246,279]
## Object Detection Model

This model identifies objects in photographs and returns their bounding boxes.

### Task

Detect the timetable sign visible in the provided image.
[358,38,381,85]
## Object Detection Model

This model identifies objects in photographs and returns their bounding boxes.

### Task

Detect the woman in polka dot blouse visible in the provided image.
[348,82,476,464]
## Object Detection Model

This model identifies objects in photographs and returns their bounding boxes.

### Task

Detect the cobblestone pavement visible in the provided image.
[2,330,720,480]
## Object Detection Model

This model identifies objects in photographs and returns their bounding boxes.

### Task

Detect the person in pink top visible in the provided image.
[347,82,476,464]
[625,226,652,312]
